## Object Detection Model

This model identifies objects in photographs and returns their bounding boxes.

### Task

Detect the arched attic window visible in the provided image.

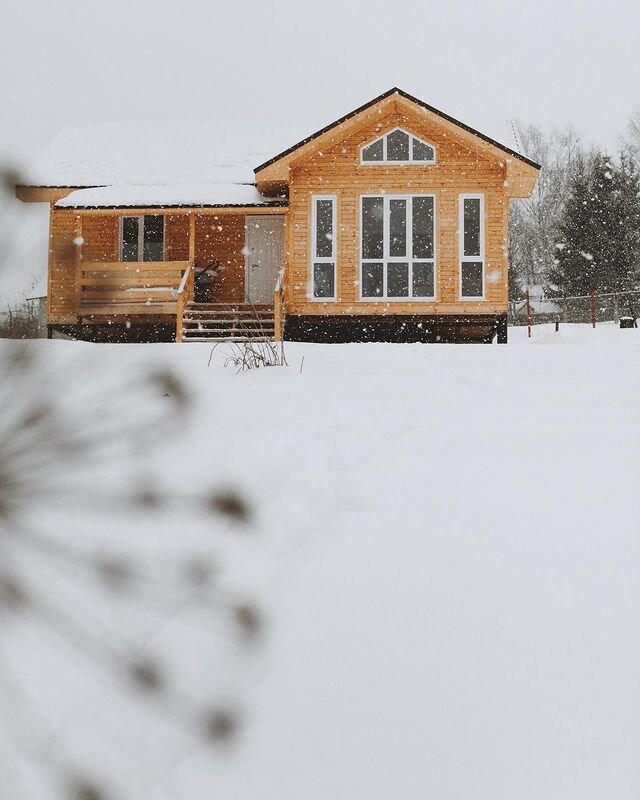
[360,128,436,165]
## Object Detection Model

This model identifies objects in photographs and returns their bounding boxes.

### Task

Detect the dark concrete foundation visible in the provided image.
[48,322,176,343]
[284,314,508,344]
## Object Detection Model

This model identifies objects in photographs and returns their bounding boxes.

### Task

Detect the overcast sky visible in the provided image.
[1,0,640,169]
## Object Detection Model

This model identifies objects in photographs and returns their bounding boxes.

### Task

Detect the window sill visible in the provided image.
[358,297,438,302]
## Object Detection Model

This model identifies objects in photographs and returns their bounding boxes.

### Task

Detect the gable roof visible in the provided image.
[17,88,539,205]
[255,87,541,173]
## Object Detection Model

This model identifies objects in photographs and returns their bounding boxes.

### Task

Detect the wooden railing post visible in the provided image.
[273,268,284,341]
[175,262,193,342]
[176,293,184,342]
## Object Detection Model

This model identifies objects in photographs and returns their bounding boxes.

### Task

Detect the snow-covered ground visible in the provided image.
[2,323,639,799]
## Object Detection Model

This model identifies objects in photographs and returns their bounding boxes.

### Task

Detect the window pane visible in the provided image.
[121,217,139,262]
[143,215,164,262]
[362,139,384,162]
[461,261,484,297]
[389,199,406,257]
[387,262,409,297]
[413,262,434,297]
[412,138,435,161]
[463,198,481,257]
[315,199,334,258]
[386,130,409,161]
[412,197,434,259]
[362,262,383,297]
[362,197,384,259]
[313,262,335,298]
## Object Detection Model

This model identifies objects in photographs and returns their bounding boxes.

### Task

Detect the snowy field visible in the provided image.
[2,323,639,800]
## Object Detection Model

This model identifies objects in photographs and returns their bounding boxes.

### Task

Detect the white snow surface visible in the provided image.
[2,323,639,799]
[20,122,310,187]
[55,183,284,209]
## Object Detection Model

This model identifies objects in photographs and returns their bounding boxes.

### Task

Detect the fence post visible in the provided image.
[526,289,532,338]
[590,288,596,329]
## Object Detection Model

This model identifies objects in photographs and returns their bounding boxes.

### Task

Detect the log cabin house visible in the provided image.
[16,88,540,343]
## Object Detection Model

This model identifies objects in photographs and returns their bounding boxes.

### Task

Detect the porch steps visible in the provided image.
[181,303,275,342]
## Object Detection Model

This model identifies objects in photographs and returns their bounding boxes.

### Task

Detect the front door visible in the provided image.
[245,215,284,304]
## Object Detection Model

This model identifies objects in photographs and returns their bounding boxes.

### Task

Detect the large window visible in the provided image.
[120,215,165,262]
[360,195,435,300]
[361,128,436,165]
[459,195,484,298]
[310,196,336,299]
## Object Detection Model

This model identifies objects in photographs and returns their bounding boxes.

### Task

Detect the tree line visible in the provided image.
[509,109,640,299]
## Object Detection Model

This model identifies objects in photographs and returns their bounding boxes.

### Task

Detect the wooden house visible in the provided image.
[16,88,540,343]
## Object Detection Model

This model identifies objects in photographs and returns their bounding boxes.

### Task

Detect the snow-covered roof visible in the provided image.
[22,99,528,191]
[22,122,309,188]
[55,184,286,209]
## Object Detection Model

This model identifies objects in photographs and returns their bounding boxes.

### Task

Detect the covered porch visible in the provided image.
[55,187,287,341]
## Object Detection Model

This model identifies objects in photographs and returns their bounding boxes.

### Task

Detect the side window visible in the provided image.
[311,196,336,299]
[120,215,164,262]
[459,196,484,298]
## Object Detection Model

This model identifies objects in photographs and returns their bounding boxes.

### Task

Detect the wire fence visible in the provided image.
[509,289,640,327]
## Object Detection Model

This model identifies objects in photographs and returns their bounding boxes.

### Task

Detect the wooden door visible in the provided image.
[245,216,284,304]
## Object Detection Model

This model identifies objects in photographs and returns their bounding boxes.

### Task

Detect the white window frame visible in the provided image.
[119,214,166,262]
[458,194,485,300]
[360,128,437,166]
[309,195,337,301]
[359,194,437,302]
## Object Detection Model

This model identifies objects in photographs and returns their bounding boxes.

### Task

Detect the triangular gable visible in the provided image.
[254,87,540,197]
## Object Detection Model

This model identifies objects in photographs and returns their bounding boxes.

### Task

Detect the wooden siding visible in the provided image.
[46,209,253,322]
[48,207,79,323]
[285,108,510,317]
[82,215,118,262]
[165,214,190,261]
[194,214,246,303]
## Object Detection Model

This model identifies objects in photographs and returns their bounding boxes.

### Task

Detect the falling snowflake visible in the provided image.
[580,251,594,261]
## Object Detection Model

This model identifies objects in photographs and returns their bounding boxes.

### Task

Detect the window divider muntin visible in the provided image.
[360,194,436,301]
[310,194,337,300]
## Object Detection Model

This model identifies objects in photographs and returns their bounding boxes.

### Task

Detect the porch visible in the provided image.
[70,208,286,341]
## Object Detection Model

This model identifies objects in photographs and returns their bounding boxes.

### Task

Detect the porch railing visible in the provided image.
[78,261,192,316]
[273,268,285,341]
[175,263,195,342]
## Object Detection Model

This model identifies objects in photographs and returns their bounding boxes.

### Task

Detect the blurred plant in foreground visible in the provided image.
[0,166,264,800]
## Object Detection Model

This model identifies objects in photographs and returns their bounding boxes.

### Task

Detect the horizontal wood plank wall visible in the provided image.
[194,214,245,303]
[49,207,80,323]
[82,216,118,262]
[165,214,190,261]
[286,109,509,316]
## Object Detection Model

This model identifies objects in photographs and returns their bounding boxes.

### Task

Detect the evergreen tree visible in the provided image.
[550,151,640,296]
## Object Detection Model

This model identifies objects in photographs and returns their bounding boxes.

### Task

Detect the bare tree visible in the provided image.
[508,124,585,296]
[622,107,640,167]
